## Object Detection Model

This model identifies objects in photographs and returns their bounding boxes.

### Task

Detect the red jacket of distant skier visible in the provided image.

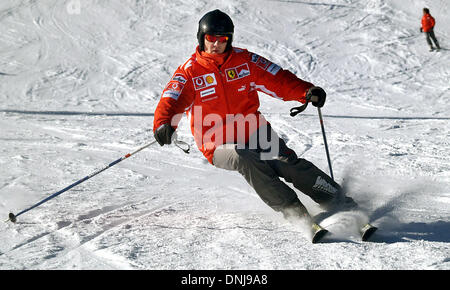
[153,46,314,164]
[421,13,435,32]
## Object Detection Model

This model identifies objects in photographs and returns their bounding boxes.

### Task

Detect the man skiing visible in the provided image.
[153,9,355,227]
[420,8,440,51]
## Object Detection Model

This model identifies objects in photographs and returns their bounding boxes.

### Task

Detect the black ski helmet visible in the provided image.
[197,9,234,51]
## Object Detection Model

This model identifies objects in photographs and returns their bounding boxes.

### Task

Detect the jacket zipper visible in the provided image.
[216,67,232,114]
[216,53,235,115]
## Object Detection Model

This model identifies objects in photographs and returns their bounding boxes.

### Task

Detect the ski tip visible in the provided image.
[311,223,329,243]
[361,225,378,241]
[312,229,329,244]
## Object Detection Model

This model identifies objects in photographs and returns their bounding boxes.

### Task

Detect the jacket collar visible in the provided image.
[195,46,233,70]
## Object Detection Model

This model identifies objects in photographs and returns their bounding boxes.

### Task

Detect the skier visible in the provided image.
[153,9,355,224]
[420,8,440,51]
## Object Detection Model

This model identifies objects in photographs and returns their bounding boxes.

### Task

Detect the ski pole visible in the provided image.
[5,138,190,223]
[317,107,334,180]
[290,102,334,180]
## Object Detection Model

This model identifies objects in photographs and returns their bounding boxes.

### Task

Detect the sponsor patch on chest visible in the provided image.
[200,87,216,98]
[193,73,217,90]
[225,63,250,82]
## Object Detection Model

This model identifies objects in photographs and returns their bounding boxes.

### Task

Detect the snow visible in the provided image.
[0,0,449,270]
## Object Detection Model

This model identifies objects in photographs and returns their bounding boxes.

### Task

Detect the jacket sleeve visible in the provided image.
[247,51,314,103]
[153,66,194,132]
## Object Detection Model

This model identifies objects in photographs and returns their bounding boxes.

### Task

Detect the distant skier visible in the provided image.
[420,8,440,51]
[153,10,355,224]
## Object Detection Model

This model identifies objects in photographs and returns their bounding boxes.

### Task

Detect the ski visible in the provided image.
[310,222,377,243]
[307,218,377,243]
[308,197,378,243]
[311,222,329,243]
[360,223,378,241]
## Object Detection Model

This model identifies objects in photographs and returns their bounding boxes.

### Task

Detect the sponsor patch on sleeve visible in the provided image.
[251,52,282,76]
[171,73,187,84]
[251,53,260,63]
[162,81,184,100]
[256,57,270,70]
[267,63,281,75]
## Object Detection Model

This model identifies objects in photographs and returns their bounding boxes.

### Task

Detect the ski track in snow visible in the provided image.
[0,0,449,269]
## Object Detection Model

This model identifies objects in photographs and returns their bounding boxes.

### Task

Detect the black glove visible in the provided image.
[306,86,326,107]
[154,123,175,146]
[420,27,423,33]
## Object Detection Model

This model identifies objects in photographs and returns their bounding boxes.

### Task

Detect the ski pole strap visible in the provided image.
[290,102,309,117]
[174,139,190,154]
[171,132,190,154]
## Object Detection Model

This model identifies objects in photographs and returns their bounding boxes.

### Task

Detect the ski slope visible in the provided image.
[0,0,449,270]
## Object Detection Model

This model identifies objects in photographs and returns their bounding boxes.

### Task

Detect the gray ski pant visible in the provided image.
[425,29,440,49]
[212,124,341,212]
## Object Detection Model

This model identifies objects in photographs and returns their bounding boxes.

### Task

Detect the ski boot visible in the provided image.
[282,200,328,243]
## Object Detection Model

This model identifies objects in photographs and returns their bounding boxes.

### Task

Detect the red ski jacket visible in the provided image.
[153,46,314,164]
[421,13,435,32]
